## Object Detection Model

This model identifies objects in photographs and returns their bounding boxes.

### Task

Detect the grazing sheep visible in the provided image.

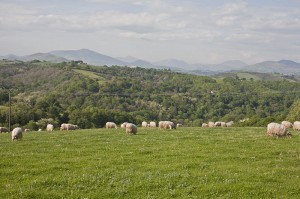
[281,121,293,128]
[202,123,208,127]
[220,122,227,127]
[0,127,9,133]
[142,121,148,127]
[166,121,176,129]
[24,129,30,132]
[267,122,291,137]
[158,121,165,129]
[226,121,234,127]
[60,123,68,130]
[60,123,79,131]
[121,122,128,128]
[149,121,156,128]
[12,127,23,141]
[159,121,176,129]
[126,123,137,135]
[68,124,79,130]
[38,129,42,131]
[105,122,117,129]
[208,122,215,127]
[215,122,221,127]
[293,121,300,131]
[47,124,54,132]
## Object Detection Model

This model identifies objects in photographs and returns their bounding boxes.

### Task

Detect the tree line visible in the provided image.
[0,60,299,129]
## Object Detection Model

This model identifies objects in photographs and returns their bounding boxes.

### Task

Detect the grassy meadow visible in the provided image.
[0,127,300,198]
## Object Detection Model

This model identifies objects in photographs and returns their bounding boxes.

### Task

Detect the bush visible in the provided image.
[26,120,38,131]
[36,118,58,130]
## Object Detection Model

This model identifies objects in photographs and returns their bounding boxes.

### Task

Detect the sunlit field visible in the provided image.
[1,127,300,198]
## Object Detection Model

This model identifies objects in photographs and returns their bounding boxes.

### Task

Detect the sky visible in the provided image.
[1,0,300,64]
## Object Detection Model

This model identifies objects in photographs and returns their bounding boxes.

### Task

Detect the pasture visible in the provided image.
[0,127,300,198]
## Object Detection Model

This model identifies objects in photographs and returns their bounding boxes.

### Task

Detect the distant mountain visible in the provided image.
[1,53,68,63]
[117,56,158,68]
[0,54,19,60]
[129,59,157,68]
[242,60,300,75]
[21,53,68,63]
[154,59,190,68]
[50,49,127,66]
[189,60,248,72]
[219,60,248,68]
[2,48,300,75]
[117,56,139,63]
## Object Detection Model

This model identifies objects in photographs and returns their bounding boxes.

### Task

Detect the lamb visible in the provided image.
[293,121,300,131]
[267,122,291,137]
[126,123,137,135]
[47,124,54,132]
[12,127,23,141]
[105,122,117,129]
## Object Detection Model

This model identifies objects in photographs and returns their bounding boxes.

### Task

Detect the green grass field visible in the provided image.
[1,127,300,198]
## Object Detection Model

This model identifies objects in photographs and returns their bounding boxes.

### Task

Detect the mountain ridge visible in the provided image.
[1,48,300,75]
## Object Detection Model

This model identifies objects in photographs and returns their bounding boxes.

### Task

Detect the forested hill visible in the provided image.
[0,60,300,129]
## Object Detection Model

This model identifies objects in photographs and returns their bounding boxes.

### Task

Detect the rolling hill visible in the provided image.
[1,59,300,130]
[241,60,300,75]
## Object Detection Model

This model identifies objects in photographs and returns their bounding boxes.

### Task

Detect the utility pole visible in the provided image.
[8,91,11,132]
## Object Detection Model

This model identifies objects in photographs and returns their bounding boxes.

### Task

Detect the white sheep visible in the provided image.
[105,122,117,129]
[0,127,8,133]
[126,123,137,135]
[47,124,54,132]
[281,121,293,128]
[293,121,300,131]
[12,127,23,141]
[149,121,156,128]
[267,122,291,137]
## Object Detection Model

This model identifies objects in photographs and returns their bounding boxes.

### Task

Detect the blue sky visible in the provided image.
[1,0,300,64]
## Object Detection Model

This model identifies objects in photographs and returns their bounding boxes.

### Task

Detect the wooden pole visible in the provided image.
[9,91,11,132]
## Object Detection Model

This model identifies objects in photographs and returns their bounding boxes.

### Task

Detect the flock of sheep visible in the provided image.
[106,121,177,135]
[1,120,300,141]
[201,121,234,127]
[267,121,300,137]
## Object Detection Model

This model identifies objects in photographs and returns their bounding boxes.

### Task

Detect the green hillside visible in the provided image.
[214,71,300,82]
[0,60,300,129]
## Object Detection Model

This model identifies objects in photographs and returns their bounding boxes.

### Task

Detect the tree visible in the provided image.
[286,100,300,122]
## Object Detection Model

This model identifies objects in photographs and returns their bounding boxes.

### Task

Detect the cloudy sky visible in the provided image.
[1,0,300,64]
